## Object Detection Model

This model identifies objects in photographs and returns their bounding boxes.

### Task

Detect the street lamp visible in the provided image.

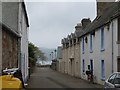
[49,54,51,61]
[54,49,57,59]
[51,52,53,60]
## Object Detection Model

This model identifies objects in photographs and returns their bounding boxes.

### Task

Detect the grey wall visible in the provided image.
[2,2,19,33]
[57,46,62,60]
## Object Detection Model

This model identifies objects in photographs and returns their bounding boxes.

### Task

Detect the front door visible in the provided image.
[90,60,93,74]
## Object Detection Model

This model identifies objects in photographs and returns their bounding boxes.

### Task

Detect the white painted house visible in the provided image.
[18,1,29,83]
[80,1,120,85]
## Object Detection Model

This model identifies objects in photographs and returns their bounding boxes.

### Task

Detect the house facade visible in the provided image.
[61,23,82,77]
[1,1,29,82]
[19,2,29,82]
[56,46,63,72]
[2,1,21,69]
[80,1,120,85]
[59,1,120,85]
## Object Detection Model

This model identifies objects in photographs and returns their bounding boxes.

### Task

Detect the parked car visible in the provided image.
[104,72,120,89]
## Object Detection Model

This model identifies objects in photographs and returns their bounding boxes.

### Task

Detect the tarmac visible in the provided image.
[27,67,103,89]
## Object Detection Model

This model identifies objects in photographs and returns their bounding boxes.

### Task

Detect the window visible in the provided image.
[77,38,80,44]
[101,60,105,80]
[82,37,84,53]
[101,28,105,51]
[74,39,76,45]
[82,59,85,73]
[118,17,120,42]
[90,34,93,53]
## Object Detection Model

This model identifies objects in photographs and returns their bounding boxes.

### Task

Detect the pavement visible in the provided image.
[27,67,103,89]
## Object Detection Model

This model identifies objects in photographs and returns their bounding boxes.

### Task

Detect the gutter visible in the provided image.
[1,23,21,38]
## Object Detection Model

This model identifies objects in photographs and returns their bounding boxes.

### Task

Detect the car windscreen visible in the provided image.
[114,74,120,84]
[114,78,120,84]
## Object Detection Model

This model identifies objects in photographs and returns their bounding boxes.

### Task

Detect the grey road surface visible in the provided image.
[27,67,103,88]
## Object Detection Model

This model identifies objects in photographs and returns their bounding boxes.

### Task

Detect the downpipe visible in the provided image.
[111,21,114,73]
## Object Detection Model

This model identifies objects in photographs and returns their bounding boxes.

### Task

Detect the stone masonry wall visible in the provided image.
[2,28,18,69]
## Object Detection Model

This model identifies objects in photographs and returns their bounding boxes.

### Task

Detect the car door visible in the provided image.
[113,73,120,88]
[105,73,116,88]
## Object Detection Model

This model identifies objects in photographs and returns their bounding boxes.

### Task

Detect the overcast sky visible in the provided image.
[25,1,96,49]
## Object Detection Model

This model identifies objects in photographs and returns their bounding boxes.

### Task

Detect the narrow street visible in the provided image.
[27,67,103,88]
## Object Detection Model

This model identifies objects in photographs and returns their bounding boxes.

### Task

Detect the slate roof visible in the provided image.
[62,2,120,44]
[75,29,83,38]
[81,2,120,37]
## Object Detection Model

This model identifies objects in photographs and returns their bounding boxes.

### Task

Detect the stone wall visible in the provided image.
[2,28,18,69]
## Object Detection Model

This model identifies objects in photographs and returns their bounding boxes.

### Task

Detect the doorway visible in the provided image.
[90,60,93,74]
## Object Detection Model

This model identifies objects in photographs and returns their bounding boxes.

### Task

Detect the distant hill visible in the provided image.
[39,47,55,61]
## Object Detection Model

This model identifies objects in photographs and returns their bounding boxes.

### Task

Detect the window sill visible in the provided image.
[101,48,105,52]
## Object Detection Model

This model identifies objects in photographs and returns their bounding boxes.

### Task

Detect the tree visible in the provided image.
[28,42,47,67]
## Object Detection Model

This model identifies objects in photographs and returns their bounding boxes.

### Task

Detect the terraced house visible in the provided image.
[0,0,29,83]
[81,1,120,85]
[60,0,120,85]
[61,23,83,77]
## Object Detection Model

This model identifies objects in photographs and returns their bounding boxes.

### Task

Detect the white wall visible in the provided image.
[81,18,118,85]
[20,2,29,82]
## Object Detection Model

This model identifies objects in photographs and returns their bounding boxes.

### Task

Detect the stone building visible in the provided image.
[2,24,20,69]
[1,1,29,82]
[60,23,84,77]
[56,46,62,72]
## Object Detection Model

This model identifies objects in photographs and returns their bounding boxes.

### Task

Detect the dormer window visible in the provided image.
[70,40,72,46]
[91,31,95,36]
[77,38,80,44]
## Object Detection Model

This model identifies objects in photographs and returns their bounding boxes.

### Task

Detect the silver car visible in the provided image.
[104,72,120,89]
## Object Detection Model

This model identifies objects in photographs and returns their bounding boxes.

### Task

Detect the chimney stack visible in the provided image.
[97,0,115,16]
[75,23,82,32]
[81,18,91,29]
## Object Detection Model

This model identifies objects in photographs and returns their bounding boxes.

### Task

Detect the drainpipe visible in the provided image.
[111,21,114,73]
